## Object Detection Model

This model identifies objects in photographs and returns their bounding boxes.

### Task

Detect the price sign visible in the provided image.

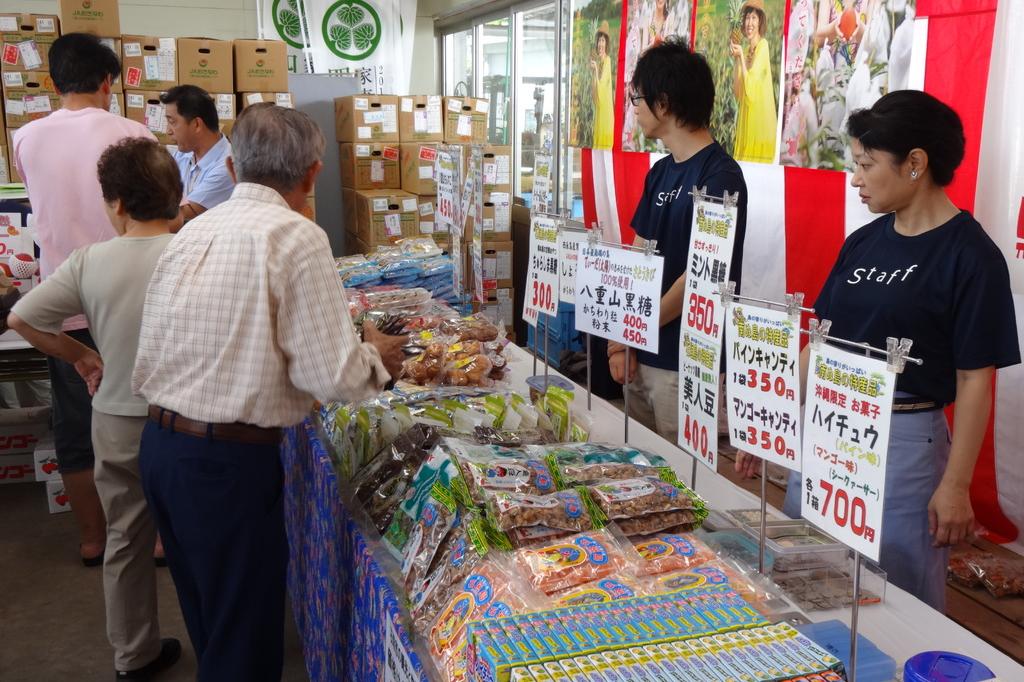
[532,154,552,214]
[726,305,802,472]
[384,615,420,682]
[678,195,740,470]
[557,231,586,304]
[435,150,459,234]
[523,216,560,327]
[468,147,484,303]
[801,344,895,560]
[574,243,664,352]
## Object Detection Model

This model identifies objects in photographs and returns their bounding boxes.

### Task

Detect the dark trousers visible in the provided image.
[138,419,287,681]
[47,328,96,472]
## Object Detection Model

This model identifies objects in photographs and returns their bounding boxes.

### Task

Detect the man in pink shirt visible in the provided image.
[13,34,155,571]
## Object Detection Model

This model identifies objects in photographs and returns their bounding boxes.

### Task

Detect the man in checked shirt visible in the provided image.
[132,103,406,680]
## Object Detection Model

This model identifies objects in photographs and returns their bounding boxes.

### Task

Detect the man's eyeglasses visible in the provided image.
[628,93,645,106]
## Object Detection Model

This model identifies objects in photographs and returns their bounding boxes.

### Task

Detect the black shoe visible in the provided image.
[115,638,182,681]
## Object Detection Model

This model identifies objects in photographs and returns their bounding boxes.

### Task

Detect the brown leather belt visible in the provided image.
[147,406,282,445]
[891,400,939,413]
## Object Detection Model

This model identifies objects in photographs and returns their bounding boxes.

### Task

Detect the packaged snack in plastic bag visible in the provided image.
[485,488,602,533]
[969,554,1024,598]
[631,532,717,575]
[427,558,539,673]
[948,552,984,588]
[589,477,706,520]
[507,524,575,549]
[447,439,557,504]
[541,443,673,484]
[550,575,650,607]
[409,515,489,622]
[439,314,500,342]
[444,352,494,387]
[616,510,703,537]
[401,481,465,596]
[652,560,771,605]
[383,445,465,559]
[514,527,634,594]
[351,424,440,533]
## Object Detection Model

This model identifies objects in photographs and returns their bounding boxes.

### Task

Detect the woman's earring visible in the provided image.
[910,170,918,179]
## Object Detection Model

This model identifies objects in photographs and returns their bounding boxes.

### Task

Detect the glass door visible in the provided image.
[444,28,475,96]
[513,4,557,205]
[481,18,511,145]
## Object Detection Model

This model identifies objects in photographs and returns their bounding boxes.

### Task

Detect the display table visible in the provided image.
[0,330,48,382]
[281,343,1024,682]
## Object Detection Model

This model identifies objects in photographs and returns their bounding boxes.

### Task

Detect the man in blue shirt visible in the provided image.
[607,38,748,443]
[160,85,234,225]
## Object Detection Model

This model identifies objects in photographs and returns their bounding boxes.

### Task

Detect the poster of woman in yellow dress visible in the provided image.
[731,0,778,162]
[693,0,784,164]
[568,0,622,150]
[621,0,691,151]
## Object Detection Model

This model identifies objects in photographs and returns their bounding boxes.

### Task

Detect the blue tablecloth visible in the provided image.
[281,418,430,682]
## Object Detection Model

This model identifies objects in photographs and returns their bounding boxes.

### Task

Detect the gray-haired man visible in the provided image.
[132,104,406,681]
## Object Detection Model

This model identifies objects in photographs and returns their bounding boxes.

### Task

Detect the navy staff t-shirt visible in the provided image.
[630,141,747,370]
[815,210,1020,405]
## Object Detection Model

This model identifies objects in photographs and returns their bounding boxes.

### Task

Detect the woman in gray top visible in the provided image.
[9,138,183,680]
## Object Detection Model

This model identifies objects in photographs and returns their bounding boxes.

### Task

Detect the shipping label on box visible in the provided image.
[2,71,58,127]
[481,146,512,193]
[400,143,439,195]
[125,90,172,144]
[338,143,400,190]
[46,479,71,513]
[234,40,288,92]
[482,241,513,289]
[481,288,514,328]
[442,96,488,143]
[121,36,177,91]
[398,95,443,142]
[60,0,120,37]
[240,92,293,110]
[213,93,235,122]
[334,95,399,143]
[483,192,512,234]
[0,15,59,73]
[177,38,234,93]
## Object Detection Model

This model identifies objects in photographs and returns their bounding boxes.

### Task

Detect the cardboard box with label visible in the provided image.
[125,90,172,144]
[334,95,399,143]
[343,188,418,246]
[0,145,9,184]
[399,143,439,195]
[482,191,512,235]
[33,436,58,483]
[481,287,514,328]
[121,36,177,91]
[339,142,400,190]
[442,96,488,143]
[6,130,18,182]
[59,0,118,37]
[0,405,50,487]
[108,92,125,117]
[98,37,122,91]
[411,195,441,240]
[480,145,512,194]
[233,39,288,92]
[481,241,513,289]
[178,38,234,93]
[398,95,443,143]
[0,14,59,74]
[239,92,293,110]
[2,71,59,128]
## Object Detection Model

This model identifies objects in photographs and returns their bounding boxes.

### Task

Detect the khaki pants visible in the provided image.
[92,411,161,671]
[624,363,680,442]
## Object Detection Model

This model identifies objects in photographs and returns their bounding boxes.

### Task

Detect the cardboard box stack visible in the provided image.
[232,40,291,138]
[442,96,488,144]
[342,188,418,254]
[1,13,60,181]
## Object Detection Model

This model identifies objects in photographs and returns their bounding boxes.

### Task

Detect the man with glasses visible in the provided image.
[608,38,748,443]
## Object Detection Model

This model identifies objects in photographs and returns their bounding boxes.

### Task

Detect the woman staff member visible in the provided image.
[590,22,614,149]
[731,0,778,163]
[736,90,1019,610]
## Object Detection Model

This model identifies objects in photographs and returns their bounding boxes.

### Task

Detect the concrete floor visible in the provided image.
[0,481,309,681]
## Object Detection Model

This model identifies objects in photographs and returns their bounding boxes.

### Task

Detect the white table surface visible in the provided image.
[504,343,1023,679]
[0,329,32,351]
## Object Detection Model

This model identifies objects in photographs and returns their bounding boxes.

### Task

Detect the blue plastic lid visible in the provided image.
[904,652,996,682]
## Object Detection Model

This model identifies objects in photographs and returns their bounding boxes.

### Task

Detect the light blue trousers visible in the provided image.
[784,407,952,611]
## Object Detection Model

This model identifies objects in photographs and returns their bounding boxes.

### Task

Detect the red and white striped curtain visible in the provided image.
[577,0,1024,550]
